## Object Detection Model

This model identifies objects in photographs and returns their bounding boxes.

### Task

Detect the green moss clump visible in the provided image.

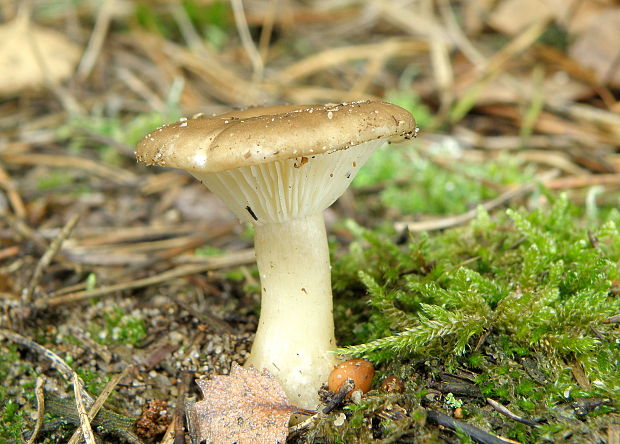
[324,195,619,443]
[89,306,147,346]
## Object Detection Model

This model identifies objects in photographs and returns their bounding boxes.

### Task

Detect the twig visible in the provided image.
[395,170,559,232]
[73,372,96,444]
[35,249,255,308]
[322,378,355,414]
[172,371,192,444]
[230,0,264,83]
[67,367,132,444]
[278,39,425,83]
[27,376,46,444]
[257,0,277,61]
[76,0,113,81]
[486,398,538,427]
[45,392,141,443]
[288,412,322,435]
[0,163,26,218]
[426,410,517,444]
[545,174,620,190]
[602,313,620,324]
[0,152,137,185]
[23,213,80,303]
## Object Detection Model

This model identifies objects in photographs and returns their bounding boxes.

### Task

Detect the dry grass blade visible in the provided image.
[0,163,26,218]
[486,398,538,427]
[72,372,96,444]
[0,153,137,185]
[76,0,114,81]
[35,249,255,308]
[23,213,80,303]
[67,367,132,444]
[545,174,620,190]
[278,40,427,84]
[231,0,263,82]
[395,170,559,232]
[27,376,46,444]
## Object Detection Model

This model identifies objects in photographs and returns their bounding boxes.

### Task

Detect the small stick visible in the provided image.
[545,174,620,190]
[426,410,517,444]
[288,412,321,435]
[0,163,26,218]
[76,0,113,81]
[23,213,80,303]
[67,367,132,444]
[322,378,355,414]
[230,0,263,83]
[602,313,620,324]
[395,170,559,232]
[35,249,255,308]
[27,376,46,444]
[486,398,538,427]
[172,371,193,444]
[73,372,96,444]
[0,153,137,185]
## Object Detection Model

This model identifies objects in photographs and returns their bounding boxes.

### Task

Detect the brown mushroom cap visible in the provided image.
[135,100,416,173]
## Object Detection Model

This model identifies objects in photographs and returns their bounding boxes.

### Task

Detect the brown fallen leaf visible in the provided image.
[0,15,80,96]
[569,8,620,88]
[190,363,315,444]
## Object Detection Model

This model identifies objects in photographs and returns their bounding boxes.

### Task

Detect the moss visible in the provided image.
[89,306,147,346]
[323,194,619,442]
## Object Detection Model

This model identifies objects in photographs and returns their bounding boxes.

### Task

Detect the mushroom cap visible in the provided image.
[135,100,416,173]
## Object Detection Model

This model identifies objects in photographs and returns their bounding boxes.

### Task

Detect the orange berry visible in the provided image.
[328,359,375,395]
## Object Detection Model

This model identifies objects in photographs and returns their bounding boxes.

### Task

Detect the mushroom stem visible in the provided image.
[246,213,338,409]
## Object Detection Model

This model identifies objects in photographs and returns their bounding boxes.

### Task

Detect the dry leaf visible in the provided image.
[191,363,313,444]
[488,0,553,35]
[0,16,80,96]
[569,8,620,88]
[489,0,611,36]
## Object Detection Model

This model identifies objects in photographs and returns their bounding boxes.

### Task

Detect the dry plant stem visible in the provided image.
[231,0,263,83]
[23,213,80,303]
[395,169,559,232]
[486,398,538,427]
[545,173,620,190]
[0,163,26,218]
[0,152,137,185]
[35,249,255,308]
[27,376,46,444]
[73,372,96,444]
[170,371,192,444]
[602,314,620,324]
[67,367,131,444]
[245,214,338,409]
[322,378,355,414]
[426,410,513,444]
[76,0,113,81]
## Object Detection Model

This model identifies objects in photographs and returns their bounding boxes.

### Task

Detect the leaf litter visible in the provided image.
[189,363,315,444]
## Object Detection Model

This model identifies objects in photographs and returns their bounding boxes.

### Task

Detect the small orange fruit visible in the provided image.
[328,358,375,395]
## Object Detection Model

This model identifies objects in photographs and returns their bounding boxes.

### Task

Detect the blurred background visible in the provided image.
[1,0,619,228]
[1,0,620,442]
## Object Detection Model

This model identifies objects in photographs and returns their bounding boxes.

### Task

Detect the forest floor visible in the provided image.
[0,1,619,443]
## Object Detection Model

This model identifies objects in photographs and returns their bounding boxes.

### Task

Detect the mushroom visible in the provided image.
[136,100,416,409]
